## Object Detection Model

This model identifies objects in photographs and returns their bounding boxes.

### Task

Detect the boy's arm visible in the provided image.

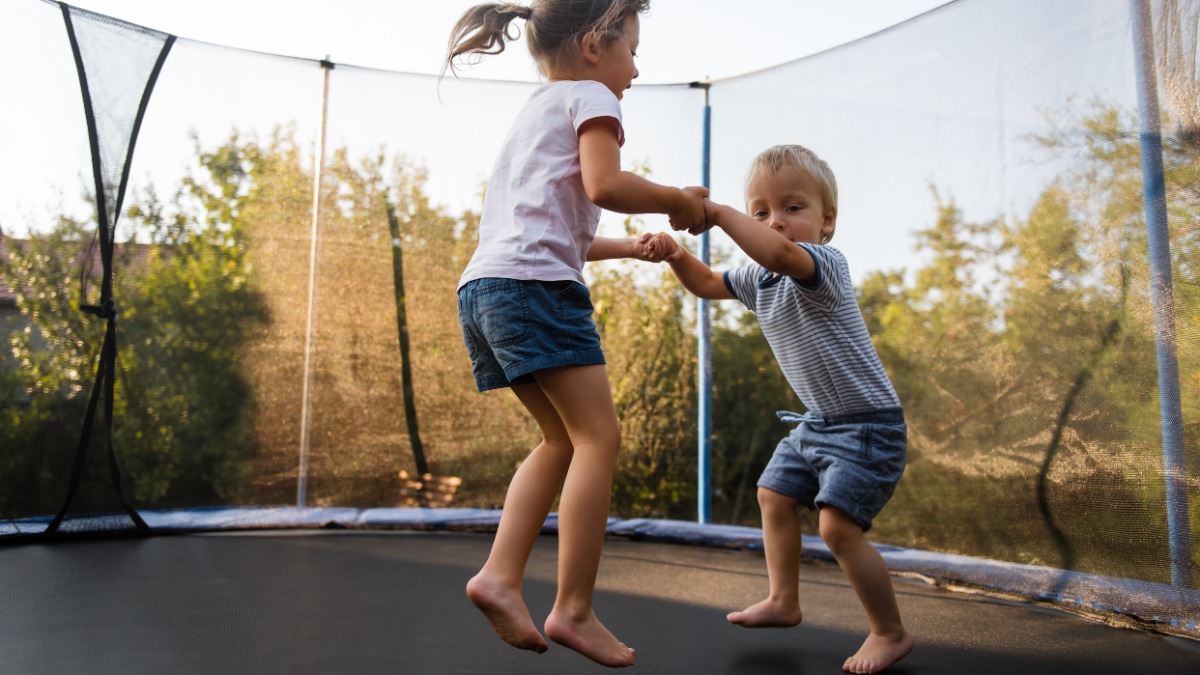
[650,234,734,301]
[578,125,707,230]
[709,202,817,281]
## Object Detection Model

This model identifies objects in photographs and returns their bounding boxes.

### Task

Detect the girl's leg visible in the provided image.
[727,487,805,627]
[534,364,636,668]
[466,381,573,654]
[818,506,912,674]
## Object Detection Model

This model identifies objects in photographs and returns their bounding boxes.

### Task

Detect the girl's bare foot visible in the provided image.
[544,607,636,668]
[726,597,804,627]
[842,630,913,674]
[465,572,549,654]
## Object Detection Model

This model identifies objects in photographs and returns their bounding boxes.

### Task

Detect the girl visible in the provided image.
[444,0,706,668]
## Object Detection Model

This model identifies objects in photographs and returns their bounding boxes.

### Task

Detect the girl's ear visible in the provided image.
[580,32,602,64]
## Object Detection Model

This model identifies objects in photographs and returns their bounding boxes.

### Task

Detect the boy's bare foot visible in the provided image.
[726,597,804,627]
[842,630,913,674]
[544,607,636,668]
[465,572,549,654]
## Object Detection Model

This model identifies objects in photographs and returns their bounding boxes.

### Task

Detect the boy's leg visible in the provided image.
[534,364,636,668]
[466,380,573,654]
[818,506,912,674]
[727,487,804,627]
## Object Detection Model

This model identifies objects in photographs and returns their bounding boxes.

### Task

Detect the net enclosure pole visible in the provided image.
[690,81,713,524]
[297,57,333,508]
[1130,0,1192,588]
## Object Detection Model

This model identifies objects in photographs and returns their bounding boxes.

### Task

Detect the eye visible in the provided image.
[787,203,803,212]
[752,210,768,220]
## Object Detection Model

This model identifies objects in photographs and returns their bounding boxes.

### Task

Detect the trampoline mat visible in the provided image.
[1,530,1197,674]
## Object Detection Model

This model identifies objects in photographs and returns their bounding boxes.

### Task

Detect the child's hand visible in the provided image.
[681,198,720,236]
[646,232,680,262]
[631,233,661,262]
[669,186,709,233]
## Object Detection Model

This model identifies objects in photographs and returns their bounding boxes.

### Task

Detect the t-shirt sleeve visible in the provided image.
[723,265,760,312]
[570,81,624,146]
[792,243,847,312]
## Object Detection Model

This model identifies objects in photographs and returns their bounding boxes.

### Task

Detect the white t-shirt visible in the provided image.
[724,243,901,416]
[458,80,624,289]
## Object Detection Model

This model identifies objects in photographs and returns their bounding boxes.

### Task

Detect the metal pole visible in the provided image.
[1130,0,1192,588]
[297,57,333,508]
[690,81,713,524]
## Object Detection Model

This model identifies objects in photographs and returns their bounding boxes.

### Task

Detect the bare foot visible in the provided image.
[465,572,548,654]
[726,597,804,627]
[842,630,913,674]
[544,607,636,668]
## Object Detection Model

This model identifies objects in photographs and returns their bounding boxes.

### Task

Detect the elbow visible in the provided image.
[583,173,625,211]
[585,181,619,210]
[763,246,811,278]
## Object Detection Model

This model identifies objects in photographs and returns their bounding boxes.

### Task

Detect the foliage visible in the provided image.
[3,88,1196,588]
[0,142,271,514]
[856,101,1200,583]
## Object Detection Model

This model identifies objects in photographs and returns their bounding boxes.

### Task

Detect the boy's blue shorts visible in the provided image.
[458,277,606,392]
[757,408,907,532]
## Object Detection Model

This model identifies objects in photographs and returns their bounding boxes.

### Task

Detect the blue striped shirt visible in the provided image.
[723,244,900,416]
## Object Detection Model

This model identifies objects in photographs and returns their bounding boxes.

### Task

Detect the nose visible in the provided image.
[768,214,786,231]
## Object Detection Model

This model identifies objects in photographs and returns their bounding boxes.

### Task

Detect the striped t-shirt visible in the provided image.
[723,243,900,416]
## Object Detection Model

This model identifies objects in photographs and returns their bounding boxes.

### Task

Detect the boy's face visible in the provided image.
[746,166,836,245]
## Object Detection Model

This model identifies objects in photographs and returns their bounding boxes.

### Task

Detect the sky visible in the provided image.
[3,0,955,280]
[62,0,951,83]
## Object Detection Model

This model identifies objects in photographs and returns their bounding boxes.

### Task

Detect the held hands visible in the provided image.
[633,232,681,263]
[668,186,710,235]
[668,188,721,237]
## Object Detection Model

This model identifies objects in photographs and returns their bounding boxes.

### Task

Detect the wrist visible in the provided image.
[709,202,727,227]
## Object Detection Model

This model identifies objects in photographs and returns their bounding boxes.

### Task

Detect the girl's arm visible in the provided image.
[709,202,818,281]
[578,124,707,230]
[587,235,655,262]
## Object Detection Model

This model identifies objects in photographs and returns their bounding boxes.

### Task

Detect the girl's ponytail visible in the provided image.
[443,4,532,77]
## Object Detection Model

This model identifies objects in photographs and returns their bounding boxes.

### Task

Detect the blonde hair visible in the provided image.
[745,144,838,243]
[443,0,650,79]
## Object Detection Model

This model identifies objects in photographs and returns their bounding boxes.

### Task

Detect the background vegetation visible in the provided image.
[1,95,1196,585]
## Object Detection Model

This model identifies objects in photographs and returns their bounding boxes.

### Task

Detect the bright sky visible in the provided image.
[63,0,951,83]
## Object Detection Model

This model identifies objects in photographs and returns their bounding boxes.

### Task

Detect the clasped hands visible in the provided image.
[634,186,715,263]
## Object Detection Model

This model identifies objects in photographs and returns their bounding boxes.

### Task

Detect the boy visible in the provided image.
[644,145,912,674]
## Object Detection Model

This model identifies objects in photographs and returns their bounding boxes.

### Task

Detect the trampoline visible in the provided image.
[3,1,1200,672]
[2,526,1199,674]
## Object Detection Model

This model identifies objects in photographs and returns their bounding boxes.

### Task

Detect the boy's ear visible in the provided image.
[821,206,838,243]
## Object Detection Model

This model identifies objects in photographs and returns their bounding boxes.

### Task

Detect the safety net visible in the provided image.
[0,0,1196,638]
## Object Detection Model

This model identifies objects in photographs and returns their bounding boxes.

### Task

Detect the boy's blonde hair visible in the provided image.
[444,0,651,79]
[745,144,838,243]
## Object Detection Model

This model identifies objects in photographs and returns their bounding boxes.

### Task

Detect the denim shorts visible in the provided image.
[757,408,906,532]
[458,277,606,392]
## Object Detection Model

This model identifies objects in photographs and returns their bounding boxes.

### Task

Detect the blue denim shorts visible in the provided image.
[757,408,906,532]
[458,277,606,392]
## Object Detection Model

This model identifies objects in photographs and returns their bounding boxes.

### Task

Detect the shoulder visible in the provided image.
[796,244,850,280]
[543,80,619,107]
[800,243,846,265]
[570,79,619,102]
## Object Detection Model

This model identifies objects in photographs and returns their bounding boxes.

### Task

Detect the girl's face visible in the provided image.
[746,166,837,245]
[592,14,640,99]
